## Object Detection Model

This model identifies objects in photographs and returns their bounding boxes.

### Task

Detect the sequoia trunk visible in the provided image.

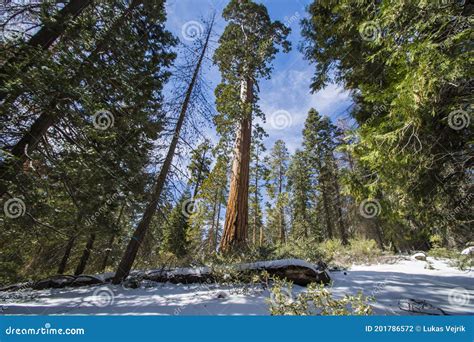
[219,77,253,252]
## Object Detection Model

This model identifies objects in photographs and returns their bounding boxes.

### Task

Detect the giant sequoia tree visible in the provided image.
[214,0,290,252]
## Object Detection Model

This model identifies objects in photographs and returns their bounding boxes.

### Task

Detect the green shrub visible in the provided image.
[271,239,324,263]
[429,234,443,248]
[453,254,473,271]
[267,278,373,316]
[318,238,382,267]
[349,238,381,259]
[319,238,343,262]
[428,247,456,259]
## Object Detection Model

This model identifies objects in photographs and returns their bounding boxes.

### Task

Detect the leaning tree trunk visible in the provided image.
[74,233,96,276]
[112,18,213,284]
[57,235,76,275]
[0,0,93,103]
[101,203,125,272]
[192,148,209,199]
[215,187,223,250]
[0,0,141,199]
[219,77,253,253]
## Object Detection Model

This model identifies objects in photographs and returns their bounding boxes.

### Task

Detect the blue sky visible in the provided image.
[164,0,353,154]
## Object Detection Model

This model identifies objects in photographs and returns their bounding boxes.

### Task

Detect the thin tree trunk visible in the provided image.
[332,166,348,245]
[112,18,213,284]
[215,187,223,250]
[321,183,334,239]
[0,0,141,198]
[57,211,82,274]
[57,235,76,275]
[101,203,125,272]
[101,234,116,272]
[0,0,93,102]
[278,161,285,244]
[279,208,286,244]
[253,148,259,246]
[74,232,96,276]
[208,189,219,254]
[219,77,253,253]
[192,148,208,199]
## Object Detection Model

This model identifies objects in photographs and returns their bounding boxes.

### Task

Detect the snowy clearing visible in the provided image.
[1,257,472,316]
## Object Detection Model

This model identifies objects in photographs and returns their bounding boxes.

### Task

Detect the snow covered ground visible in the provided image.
[0,257,472,315]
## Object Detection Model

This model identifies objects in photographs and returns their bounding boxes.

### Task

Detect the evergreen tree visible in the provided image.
[161,192,191,258]
[188,139,212,199]
[301,0,473,247]
[287,150,312,240]
[249,128,267,246]
[265,139,290,244]
[214,0,290,252]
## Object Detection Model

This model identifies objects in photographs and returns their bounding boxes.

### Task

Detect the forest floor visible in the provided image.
[1,257,472,316]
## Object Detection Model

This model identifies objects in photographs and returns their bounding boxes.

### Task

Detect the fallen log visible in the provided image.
[143,259,330,286]
[0,275,105,292]
[0,259,330,291]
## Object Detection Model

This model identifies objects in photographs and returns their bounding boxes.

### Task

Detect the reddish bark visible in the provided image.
[219,77,253,253]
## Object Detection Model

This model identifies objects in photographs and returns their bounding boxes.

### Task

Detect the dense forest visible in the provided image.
[0,0,472,289]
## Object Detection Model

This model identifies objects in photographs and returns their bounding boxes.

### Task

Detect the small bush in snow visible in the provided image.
[268,278,373,316]
[318,238,382,267]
